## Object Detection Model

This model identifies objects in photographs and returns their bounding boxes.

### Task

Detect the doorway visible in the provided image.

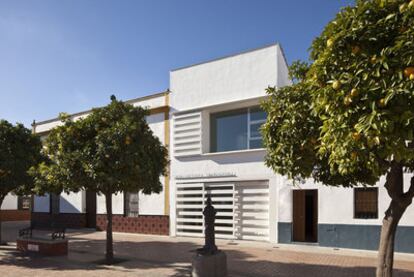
[292,189,318,242]
[85,190,96,228]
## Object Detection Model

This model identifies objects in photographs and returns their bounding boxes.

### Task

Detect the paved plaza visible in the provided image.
[1,225,414,277]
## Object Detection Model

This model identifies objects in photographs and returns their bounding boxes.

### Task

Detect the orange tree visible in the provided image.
[262,1,414,276]
[0,120,43,244]
[33,96,168,264]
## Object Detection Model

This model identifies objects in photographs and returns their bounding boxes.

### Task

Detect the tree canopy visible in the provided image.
[0,120,43,199]
[0,120,43,243]
[34,95,169,196]
[262,1,414,276]
[33,96,169,264]
[263,0,414,187]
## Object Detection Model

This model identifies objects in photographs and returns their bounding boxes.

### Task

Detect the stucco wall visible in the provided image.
[1,193,18,210]
[278,173,414,227]
[170,44,288,112]
[33,194,50,213]
[60,191,84,213]
[169,44,290,242]
[34,94,169,218]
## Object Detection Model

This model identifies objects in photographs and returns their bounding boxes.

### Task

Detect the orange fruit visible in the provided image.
[332,80,341,90]
[350,88,359,97]
[351,152,358,160]
[410,74,414,80]
[370,56,377,64]
[327,39,334,48]
[125,136,132,145]
[344,96,352,106]
[378,98,386,107]
[404,67,414,78]
[352,132,361,141]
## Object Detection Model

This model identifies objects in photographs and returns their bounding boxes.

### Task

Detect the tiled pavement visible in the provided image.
[1,229,414,277]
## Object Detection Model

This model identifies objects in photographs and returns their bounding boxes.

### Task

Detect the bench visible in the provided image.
[17,222,68,256]
[19,222,66,240]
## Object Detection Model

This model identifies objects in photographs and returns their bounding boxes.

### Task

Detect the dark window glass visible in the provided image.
[210,106,267,153]
[354,188,378,219]
[211,109,248,152]
[124,192,139,217]
[249,139,263,149]
[250,107,267,121]
[18,196,31,210]
[250,122,262,138]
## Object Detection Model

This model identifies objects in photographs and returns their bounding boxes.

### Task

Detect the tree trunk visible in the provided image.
[376,163,413,277]
[105,192,114,265]
[376,200,405,277]
[0,196,4,245]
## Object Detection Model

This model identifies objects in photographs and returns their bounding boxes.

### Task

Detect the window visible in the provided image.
[210,106,266,153]
[354,188,378,219]
[18,196,31,210]
[124,192,139,217]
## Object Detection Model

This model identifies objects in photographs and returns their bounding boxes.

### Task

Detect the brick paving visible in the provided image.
[1,229,414,277]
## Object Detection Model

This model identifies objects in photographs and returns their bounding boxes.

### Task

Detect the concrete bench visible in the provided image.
[17,223,68,256]
[16,237,68,256]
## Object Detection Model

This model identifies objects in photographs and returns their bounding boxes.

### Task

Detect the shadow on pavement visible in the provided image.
[0,235,413,277]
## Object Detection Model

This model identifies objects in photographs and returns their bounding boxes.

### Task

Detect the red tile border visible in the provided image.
[96,214,169,236]
[0,210,31,221]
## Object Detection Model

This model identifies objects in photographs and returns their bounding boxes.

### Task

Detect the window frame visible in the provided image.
[210,106,266,153]
[17,196,31,211]
[354,187,379,219]
[247,107,266,149]
[124,191,139,217]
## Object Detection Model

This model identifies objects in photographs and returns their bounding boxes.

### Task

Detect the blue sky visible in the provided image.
[0,0,354,127]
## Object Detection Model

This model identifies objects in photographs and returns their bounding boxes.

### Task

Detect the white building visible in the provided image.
[32,43,414,253]
[1,193,31,221]
[32,92,170,235]
[169,44,289,243]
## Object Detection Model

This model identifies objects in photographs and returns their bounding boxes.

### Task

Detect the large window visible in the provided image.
[210,106,266,153]
[354,188,378,219]
[124,192,139,217]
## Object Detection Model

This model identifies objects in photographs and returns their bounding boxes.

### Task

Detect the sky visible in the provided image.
[0,0,354,127]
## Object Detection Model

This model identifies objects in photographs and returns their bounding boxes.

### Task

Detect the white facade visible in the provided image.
[1,193,19,210]
[33,92,170,217]
[169,44,290,242]
[31,43,414,253]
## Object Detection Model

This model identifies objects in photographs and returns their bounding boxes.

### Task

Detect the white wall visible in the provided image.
[35,95,168,218]
[60,192,83,213]
[1,193,18,210]
[139,177,165,215]
[278,173,414,227]
[97,193,124,214]
[169,44,290,241]
[33,194,50,212]
[35,93,167,134]
[170,44,287,112]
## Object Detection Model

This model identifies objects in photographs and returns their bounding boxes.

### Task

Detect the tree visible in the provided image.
[33,96,168,264]
[262,1,414,276]
[0,120,43,244]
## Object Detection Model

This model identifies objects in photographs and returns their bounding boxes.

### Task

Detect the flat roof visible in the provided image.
[170,42,282,72]
[33,90,169,126]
